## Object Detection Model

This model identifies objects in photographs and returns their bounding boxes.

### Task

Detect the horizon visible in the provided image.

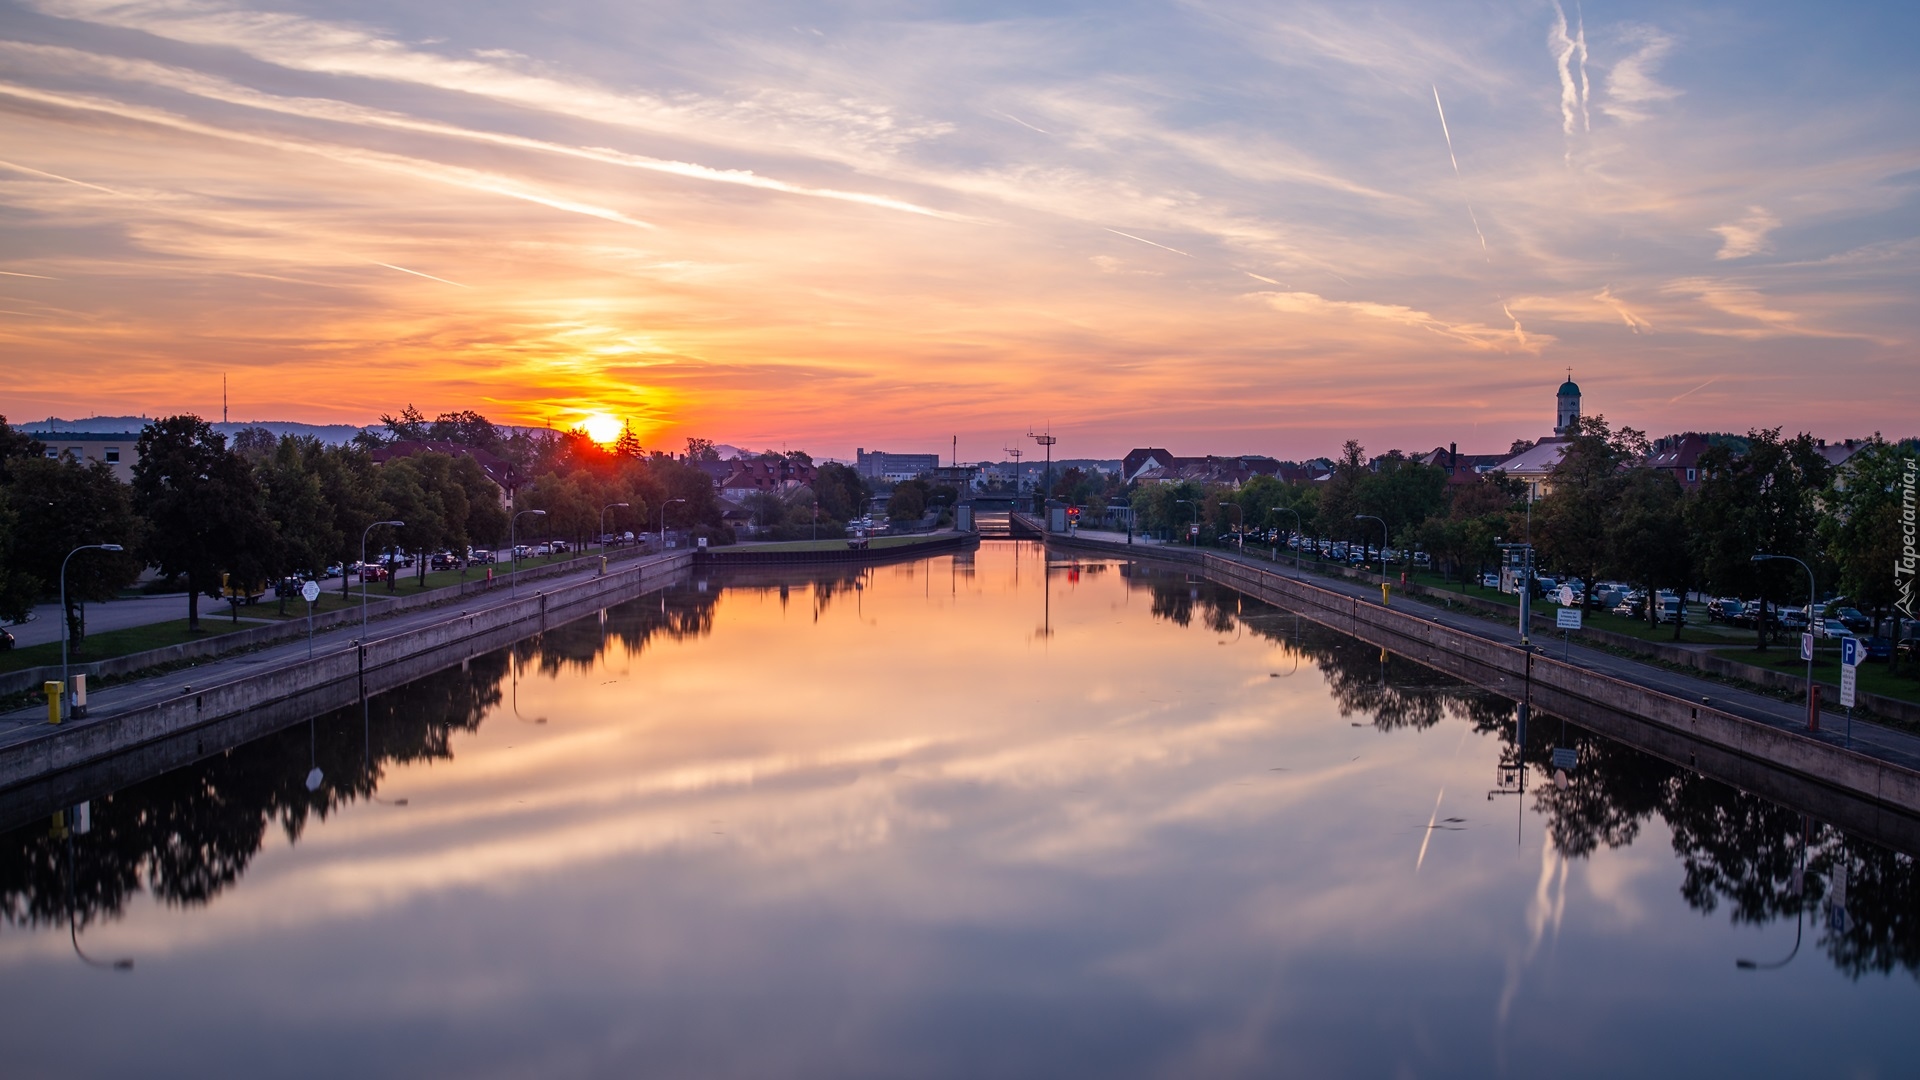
[1,0,1914,459]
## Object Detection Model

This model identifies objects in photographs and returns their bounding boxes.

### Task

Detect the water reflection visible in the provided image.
[0,545,1913,1073]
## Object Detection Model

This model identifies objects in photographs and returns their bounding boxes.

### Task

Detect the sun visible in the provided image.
[580,412,623,445]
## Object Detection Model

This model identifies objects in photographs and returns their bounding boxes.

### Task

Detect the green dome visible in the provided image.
[1557,379,1581,396]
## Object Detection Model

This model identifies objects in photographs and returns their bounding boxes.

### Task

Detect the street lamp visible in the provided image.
[510,510,547,597]
[1754,553,1820,731]
[1355,514,1388,581]
[659,497,687,547]
[600,502,630,555]
[60,543,123,715]
[1175,499,1196,545]
[1219,502,1243,553]
[1271,507,1302,576]
[360,521,404,632]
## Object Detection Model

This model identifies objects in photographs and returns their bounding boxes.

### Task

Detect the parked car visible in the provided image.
[551,540,572,554]
[1656,597,1688,626]
[1815,618,1855,640]
[1775,609,1809,632]
[358,563,388,582]
[1897,638,1920,663]
[1834,607,1872,634]
[1864,636,1893,661]
[531,543,553,557]
[1707,598,1745,622]
[1412,551,1431,568]
[431,551,460,571]
[1480,572,1500,588]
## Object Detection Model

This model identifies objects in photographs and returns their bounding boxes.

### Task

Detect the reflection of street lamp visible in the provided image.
[1219,502,1243,553]
[600,502,630,555]
[510,509,547,597]
[1271,507,1302,576]
[1754,553,1819,731]
[66,833,132,972]
[360,521,403,633]
[1738,815,1808,970]
[511,651,549,725]
[60,543,123,714]
[1355,515,1388,581]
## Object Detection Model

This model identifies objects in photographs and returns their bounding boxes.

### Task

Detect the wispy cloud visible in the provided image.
[1547,1,1589,161]
[1602,26,1680,123]
[1711,206,1780,260]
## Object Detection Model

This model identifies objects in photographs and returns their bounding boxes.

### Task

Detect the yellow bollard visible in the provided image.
[599,556,607,576]
[1380,583,1391,607]
[44,680,63,725]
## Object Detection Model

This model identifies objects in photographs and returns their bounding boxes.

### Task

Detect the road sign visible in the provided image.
[1801,633,1815,661]
[1841,637,1863,668]
[301,579,320,603]
[1841,664,1858,708]
[1556,607,1583,630]
[1558,585,1575,607]
[1551,746,1578,771]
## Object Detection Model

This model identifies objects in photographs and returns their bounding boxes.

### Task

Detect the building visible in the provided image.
[36,430,142,483]
[1555,374,1582,436]
[855,448,940,483]
[1416,443,1513,486]
[1121,449,1288,487]
[717,457,817,502]
[1644,433,1712,490]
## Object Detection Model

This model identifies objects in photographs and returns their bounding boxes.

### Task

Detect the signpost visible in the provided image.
[1800,633,1815,662]
[1556,603,1582,660]
[301,579,320,658]
[1840,636,1863,745]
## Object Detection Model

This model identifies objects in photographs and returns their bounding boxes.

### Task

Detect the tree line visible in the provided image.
[1126,417,1914,645]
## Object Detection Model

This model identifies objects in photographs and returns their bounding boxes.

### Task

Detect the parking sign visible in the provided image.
[1841,637,1862,668]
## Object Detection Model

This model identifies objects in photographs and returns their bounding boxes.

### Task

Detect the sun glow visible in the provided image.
[580,413,623,444]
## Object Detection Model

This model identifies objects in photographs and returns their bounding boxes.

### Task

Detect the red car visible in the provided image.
[357,564,389,582]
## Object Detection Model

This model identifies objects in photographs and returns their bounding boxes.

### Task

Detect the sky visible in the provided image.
[0,0,1914,460]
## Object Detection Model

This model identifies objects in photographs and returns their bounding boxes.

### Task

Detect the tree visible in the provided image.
[1534,415,1648,611]
[1820,438,1906,636]
[452,456,509,554]
[257,436,341,614]
[1688,429,1834,650]
[812,463,870,523]
[427,409,504,452]
[685,437,720,462]
[0,416,47,620]
[7,456,143,647]
[379,405,428,442]
[133,416,277,631]
[888,479,927,521]
[1607,469,1692,638]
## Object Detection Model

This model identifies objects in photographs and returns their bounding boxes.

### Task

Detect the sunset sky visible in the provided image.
[0,0,1913,460]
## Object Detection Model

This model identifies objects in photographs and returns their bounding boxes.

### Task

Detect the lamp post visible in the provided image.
[360,521,404,633]
[659,497,686,547]
[1219,502,1243,553]
[510,509,546,598]
[1271,507,1302,576]
[60,543,123,714]
[1175,499,1196,545]
[1355,514,1388,581]
[1754,553,1820,731]
[600,502,630,555]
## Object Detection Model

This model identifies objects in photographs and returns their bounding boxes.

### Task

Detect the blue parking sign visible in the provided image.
[1841,637,1862,668]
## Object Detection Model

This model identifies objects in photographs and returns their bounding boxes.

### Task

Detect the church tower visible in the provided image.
[1554,371,1581,436]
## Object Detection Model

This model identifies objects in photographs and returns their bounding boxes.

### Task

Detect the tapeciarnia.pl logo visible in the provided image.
[1899,458,1917,620]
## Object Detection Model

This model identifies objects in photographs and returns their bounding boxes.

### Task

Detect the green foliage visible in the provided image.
[133,415,277,631]
[1607,469,1691,635]
[1535,415,1649,610]
[1819,437,1906,624]
[1687,428,1834,646]
[888,479,928,521]
[7,455,143,645]
[812,462,871,522]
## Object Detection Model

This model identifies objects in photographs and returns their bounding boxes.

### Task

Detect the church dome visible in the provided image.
[1558,379,1580,396]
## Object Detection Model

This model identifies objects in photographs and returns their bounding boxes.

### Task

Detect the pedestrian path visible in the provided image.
[0,550,684,750]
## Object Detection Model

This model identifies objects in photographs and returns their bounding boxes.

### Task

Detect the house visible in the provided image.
[1122,449,1289,488]
[1416,443,1513,486]
[716,457,818,502]
[1493,439,1570,499]
[1643,433,1712,490]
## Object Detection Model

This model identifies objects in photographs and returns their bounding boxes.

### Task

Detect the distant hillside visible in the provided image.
[19,416,369,445]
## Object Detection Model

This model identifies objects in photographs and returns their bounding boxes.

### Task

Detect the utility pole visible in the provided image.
[1027,428,1056,505]
[1004,447,1023,491]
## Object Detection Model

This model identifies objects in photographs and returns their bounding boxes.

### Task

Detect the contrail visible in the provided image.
[0,269,58,279]
[1245,271,1288,287]
[0,158,124,196]
[995,110,1052,135]
[1432,86,1489,259]
[376,262,471,288]
[1668,375,1721,403]
[1106,228,1192,257]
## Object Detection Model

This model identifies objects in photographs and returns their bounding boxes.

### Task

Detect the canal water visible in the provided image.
[1,543,1915,1077]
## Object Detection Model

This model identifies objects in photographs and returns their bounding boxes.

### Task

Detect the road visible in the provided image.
[1057,528,1920,774]
[0,550,682,748]
[3,593,283,648]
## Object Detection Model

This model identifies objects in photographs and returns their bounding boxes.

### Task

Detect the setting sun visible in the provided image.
[580,413,623,445]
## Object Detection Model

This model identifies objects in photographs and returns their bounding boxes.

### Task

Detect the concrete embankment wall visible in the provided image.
[1047,533,1920,819]
[0,550,661,700]
[1216,548,1920,726]
[697,532,979,566]
[0,552,694,795]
